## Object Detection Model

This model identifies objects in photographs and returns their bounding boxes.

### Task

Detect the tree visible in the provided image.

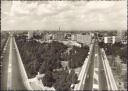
[68,45,89,68]
[116,62,122,76]
[42,71,55,87]
[119,47,127,63]
[15,38,67,77]
[67,69,78,84]
[15,35,87,90]
[55,82,71,91]
[53,70,71,91]
[99,42,105,48]
[39,61,48,74]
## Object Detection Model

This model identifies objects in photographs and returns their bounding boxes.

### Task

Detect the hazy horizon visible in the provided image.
[1,29,126,32]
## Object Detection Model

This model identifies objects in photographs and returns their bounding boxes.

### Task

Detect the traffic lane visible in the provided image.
[84,44,95,90]
[84,41,100,90]
[11,37,26,90]
[98,48,108,90]
[1,37,11,90]
[97,42,108,90]
[94,41,108,90]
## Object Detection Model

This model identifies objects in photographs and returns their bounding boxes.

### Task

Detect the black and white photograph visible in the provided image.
[1,0,127,90]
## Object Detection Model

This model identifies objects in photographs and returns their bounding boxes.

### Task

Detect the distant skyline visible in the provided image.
[1,1,127,31]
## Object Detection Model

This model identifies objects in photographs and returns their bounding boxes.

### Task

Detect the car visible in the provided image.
[71,84,75,89]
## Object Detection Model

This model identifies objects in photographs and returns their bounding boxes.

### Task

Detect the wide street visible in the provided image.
[1,35,26,90]
[84,39,108,90]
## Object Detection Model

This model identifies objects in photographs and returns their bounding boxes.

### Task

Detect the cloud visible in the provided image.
[1,0,127,31]
[36,1,73,16]
[10,1,38,16]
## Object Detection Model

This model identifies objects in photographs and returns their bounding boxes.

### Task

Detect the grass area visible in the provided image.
[107,55,127,90]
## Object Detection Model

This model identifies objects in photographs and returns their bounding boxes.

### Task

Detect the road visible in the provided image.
[1,35,27,90]
[84,39,108,90]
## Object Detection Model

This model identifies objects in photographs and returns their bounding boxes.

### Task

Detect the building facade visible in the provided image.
[104,36,115,44]
[53,33,65,41]
[71,34,91,45]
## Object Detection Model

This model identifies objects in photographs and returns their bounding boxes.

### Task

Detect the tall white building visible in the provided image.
[104,36,115,44]
[71,34,91,45]
[27,31,33,39]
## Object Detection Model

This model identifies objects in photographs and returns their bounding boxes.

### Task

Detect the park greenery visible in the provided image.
[99,41,127,63]
[15,35,89,90]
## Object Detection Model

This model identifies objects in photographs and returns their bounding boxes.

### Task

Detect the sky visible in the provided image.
[1,0,127,31]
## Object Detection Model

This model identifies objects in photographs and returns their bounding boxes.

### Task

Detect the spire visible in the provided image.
[59,26,61,31]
